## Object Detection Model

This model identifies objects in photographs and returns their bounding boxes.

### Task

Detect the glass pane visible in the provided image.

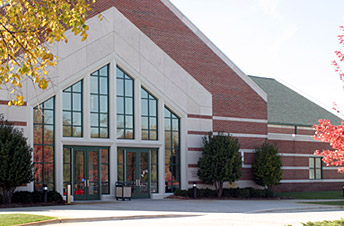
[150,118,157,130]
[142,130,148,140]
[100,128,108,138]
[88,151,99,182]
[44,98,54,109]
[172,118,179,130]
[151,164,158,182]
[101,149,109,164]
[90,113,99,127]
[116,67,124,78]
[101,182,109,194]
[91,128,99,138]
[90,95,99,112]
[73,127,82,137]
[125,116,133,129]
[63,148,71,163]
[164,108,171,118]
[34,163,43,182]
[165,131,171,148]
[33,108,42,124]
[73,93,82,111]
[33,125,43,144]
[117,165,124,181]
[141,88,148,98]
[142,117,148,129]
[63,164,71,183]
[117,149,123,164]
[63,92,71,110]
[63,112,71,126]
[100,96,108,112]
[44,163,54,183]
[125,98,133,114]
[150,131,157,140]
[73,81,82,92]
[126,129,134,139]
[125,80,134,97]
[100,113,108,127]
[117,129,124,139]
[309,169,315,179]
[73,112,82,126]
[74,151,85,182]
[100,77,108,95]
[100,66,108,77]
[116,79,124,96]
[164,119,171,130]
[149,100,157,116]
[90,76,98,93]
[151,151,157,164]
[126,152,136,182]
[101,164,109,182]
[316,169,322,179]
[117,115,125,129]
[316,158,322,168]
[309,158,314,168]
[74,182,85,196]
[63,126,72,137]
[44,110,54,124]
[141,99,148,116]
[116,98,124,114]
[139,152,149,194]
[44,125,54,144]
[44,146,54,163]
[34,145,43,162]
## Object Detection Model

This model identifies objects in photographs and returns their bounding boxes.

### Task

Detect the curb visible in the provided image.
[16,214,201,225]
[248,205,343,213]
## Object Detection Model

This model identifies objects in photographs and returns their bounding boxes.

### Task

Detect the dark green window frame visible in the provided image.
[116,67,134,139]
[309,157,323,180]
[164,107,180,193]
[141,87,158,140]
[33,97,55,191]
[63,80,83,137]
[90,65,109,138]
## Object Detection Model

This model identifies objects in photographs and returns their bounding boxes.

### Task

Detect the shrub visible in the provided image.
[237,188,250,199]
[32,191,43,203]
[198,133,242,197]
[0,193,3,204]
[253,142,282,190]
[0,115,33,204]
[12,191,33,204]
[197,188,216,198]
[174,189,189,197]
[48,191,63,203]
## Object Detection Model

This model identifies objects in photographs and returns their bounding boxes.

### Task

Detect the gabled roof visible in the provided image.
[249,76,342,127]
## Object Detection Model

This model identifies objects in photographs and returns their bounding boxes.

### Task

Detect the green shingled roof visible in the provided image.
[249,76,342,127]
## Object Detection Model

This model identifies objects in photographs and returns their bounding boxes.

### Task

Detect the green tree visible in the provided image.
[252,142,282,190]
[0,114,33,203]
[197,133,242,197]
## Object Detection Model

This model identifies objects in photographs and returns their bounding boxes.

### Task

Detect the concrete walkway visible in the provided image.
[0,199,343,226]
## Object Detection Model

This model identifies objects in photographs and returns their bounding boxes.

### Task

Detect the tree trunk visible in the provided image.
[3,187,14,204]
[214,181,223,198]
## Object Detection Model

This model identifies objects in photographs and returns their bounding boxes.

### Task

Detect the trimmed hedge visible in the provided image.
[11,191,64,204]
[174,187,274,199]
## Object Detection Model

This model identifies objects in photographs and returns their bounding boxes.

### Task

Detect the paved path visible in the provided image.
[0,199,343,226]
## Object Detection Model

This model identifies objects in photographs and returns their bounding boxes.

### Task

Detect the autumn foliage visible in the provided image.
[0,0,98,106]
[313,26,344,173]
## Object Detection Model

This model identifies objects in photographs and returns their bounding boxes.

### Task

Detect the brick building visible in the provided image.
[1,0,342,200]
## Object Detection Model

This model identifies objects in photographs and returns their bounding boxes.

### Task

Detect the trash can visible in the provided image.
[115,182,132,201]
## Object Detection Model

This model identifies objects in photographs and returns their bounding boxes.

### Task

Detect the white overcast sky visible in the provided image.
[170,0,344,117]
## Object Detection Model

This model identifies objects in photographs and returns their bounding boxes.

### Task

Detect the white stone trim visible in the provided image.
[213,132,268,139]
[161,0,267,102]
[268,133,316,142]
[279,153,316,157]
[281,166,309,170]
[280,179,344,183]
[213,116,268,124]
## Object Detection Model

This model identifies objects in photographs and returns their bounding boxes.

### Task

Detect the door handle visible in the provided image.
[84,180,86,187]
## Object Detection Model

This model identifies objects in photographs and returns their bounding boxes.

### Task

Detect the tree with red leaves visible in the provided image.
[313,26,344,173]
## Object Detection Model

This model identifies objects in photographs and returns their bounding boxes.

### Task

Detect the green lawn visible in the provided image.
[0,214,56,226]
[301,218,344,226]
[276,191,343,199]
[302,201,344,206]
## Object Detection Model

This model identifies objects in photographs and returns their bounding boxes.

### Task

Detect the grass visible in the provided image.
[276,191,343,199]
[301,201,344,206]
[0,214,56,226]
[301,218,344,226]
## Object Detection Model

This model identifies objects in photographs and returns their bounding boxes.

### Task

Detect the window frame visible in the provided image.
[309,157,323,180]
[141,87,158,140]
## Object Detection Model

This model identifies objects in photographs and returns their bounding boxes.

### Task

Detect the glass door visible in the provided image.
[73,147,100,200]
[126,150,150,198]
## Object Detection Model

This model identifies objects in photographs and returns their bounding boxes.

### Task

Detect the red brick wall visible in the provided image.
[269,140,332,155]
[214,120,267,135]
[89,0,267,121]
